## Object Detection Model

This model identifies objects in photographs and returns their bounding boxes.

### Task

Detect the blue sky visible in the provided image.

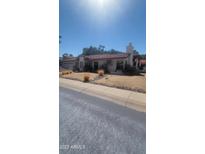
[60,0,146,56]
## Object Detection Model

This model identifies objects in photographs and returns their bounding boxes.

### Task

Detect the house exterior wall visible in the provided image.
[60,51,141,73]
[128,54,133,66]
[90,60,114,72]
[85,58,129,72]
[124,58,128,69]
[108,60,116,72]
[61,56,140,72]
[108,59,127,72]
[126,42,134,66]
[135,58,139,69]
[79,56,85,71]
[87,59,126,72]
[91,60,106,68]
[62,60,76,70]
[98,60,106,67]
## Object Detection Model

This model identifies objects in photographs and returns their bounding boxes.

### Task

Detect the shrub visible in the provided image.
[62,70,72,75]
[98,69,104,77]
[62,71,66,75]
[123,64,139,75]
[83,74,90,82]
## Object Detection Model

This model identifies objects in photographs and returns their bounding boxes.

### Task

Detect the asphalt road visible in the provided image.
[60,87,146,154]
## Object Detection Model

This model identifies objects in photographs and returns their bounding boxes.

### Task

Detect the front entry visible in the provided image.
[94,62,98,71]
[116,61,123,70]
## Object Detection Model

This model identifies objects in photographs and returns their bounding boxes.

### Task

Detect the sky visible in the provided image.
[60,0,146,56]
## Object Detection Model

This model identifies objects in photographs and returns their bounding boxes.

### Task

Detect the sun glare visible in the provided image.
[97,0,108,8]
[85,0,119,20]
[87,0,115,10]
[71,0,133,25]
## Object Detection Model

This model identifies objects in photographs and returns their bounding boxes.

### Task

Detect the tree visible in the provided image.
[109,49,122,54]
[139,54,146,59]
[82,46,99,55]
[62,53,68,58]
[82,45,123,55]
[133,50,139,55]
[59,35,62,44]
[98,45,105,53]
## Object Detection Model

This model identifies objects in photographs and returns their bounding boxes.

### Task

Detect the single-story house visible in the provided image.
[60,43,146,73]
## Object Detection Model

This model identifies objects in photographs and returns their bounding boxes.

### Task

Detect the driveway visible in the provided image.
[60,86,146,154]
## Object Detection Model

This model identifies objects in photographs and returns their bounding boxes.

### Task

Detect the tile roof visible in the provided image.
[85,54,128,60]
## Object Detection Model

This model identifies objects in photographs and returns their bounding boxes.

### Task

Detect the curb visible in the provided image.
[59,78,146,112]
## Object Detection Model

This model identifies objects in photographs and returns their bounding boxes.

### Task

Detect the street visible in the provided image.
[60,86,146,154]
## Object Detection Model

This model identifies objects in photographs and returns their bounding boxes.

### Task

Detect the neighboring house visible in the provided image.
[60,43,146,73]
[61,55,78,70]
[138,59,146,72]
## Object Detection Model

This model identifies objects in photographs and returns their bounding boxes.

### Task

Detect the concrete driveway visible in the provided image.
[60,86,146,154]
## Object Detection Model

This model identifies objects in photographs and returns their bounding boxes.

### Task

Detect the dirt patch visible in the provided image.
[60,72,146,93]
[61,72,98,82]
[93,75,146,93]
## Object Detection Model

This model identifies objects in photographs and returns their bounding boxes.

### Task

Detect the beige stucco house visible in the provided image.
[60,43,145,73]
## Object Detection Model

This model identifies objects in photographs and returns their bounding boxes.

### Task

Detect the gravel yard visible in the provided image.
[60,71,146,93]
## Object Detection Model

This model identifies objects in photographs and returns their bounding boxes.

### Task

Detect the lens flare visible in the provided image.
[68,0,134,26]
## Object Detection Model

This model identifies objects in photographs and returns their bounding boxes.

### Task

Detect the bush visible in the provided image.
[62,70,72,75]
[98,69,104,77]
[123,64,139,75]
[83,74,90,82]
[62,71,67,75]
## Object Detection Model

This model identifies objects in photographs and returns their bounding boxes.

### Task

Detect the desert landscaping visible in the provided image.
[60,72,98,81]
[94,74,146,93]
[60,70,146,93]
